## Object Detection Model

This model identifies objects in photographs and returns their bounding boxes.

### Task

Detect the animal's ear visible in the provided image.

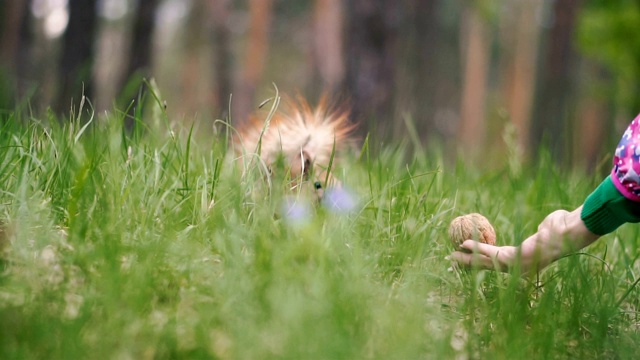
[289,150,312,180]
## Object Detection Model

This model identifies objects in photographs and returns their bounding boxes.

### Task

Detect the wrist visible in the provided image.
[581,176,640,235]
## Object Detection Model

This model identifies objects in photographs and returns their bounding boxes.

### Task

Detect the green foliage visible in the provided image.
[577,1,640,113]
[0,99,639,358]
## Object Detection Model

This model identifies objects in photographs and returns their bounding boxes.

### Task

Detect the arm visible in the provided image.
[449,176,640,274]
[449,206,600,274]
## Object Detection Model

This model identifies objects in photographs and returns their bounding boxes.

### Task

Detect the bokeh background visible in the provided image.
[1,0,639,169]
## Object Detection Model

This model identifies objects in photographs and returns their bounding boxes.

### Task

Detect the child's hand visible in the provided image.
[448,206,600,274]
[449,241,518,272]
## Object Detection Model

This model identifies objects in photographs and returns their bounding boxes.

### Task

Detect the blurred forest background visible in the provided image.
[1,0,639,169]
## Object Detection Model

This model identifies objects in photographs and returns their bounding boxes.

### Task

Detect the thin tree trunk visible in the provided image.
[391,0,440,141]
[57,0,98,115]
[413,0,439,141]
[0,0,28,108]
[458,5,490,156]
[344,0,398,139]
[209,0,232,120]
[313,0,345,93]
[233,0,274,124]
[532,0,582,163]
[577,96,606,171]
[0,0,27,72]
[120,0,159,95]
[117,0,159,124]
[500,0,543,159]
[180,0,207,118]
[574,62,610,171]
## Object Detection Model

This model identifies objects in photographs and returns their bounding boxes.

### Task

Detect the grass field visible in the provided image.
[1,98,640,359]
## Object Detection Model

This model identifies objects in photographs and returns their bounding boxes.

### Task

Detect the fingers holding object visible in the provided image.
[449,250,495,270]
[449,240,514,270]
[460,240,500,257]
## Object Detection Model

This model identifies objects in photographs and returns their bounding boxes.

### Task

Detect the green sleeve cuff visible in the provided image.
[581,175,640,235]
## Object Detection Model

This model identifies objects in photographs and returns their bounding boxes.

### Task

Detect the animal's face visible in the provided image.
[235,95,354,204]
[288,150,312,182]
[284,150,328,202]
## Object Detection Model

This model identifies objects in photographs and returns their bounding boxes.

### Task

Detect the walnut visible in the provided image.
[448,213,496,246]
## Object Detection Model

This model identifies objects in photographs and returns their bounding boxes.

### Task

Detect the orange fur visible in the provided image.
[235,95,356,189]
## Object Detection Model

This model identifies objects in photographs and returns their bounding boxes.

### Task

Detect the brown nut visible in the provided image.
[448,213,496,246]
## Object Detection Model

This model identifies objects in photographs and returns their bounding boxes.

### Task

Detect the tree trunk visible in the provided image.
[176,0,210,120]
[458,5,490,157]
[0,0,28,72]
[0,0,28,109]
[499,0,543,159]
[344,0,399,140]
[119,0,159,99]
[57,0,98,115]
[209,0,232,120]
[233,0,274,124]
[391,0,440,141]
[532,0,582,163]
[574,62,610,172]
[312,0,345,93]
[577,96,607,171]
[412,0,439,141]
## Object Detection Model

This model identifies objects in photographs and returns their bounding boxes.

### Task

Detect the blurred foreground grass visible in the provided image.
[1,101,640,359]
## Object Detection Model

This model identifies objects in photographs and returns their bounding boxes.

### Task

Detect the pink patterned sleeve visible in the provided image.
[612,115,640,202]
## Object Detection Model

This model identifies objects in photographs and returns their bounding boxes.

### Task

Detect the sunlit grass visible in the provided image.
[1,100,639,359]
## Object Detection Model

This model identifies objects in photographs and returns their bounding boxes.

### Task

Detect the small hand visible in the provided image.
[449,240,518,272]
[449,206,600,274]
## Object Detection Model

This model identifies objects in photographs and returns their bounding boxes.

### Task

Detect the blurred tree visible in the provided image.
[532,0,583,163]
[233,0,274,124]
[499,0,543,159]
[408,0,440,141]
[118,0,159,109]
[392,0,441,142]
[458,3,491,157]
[312,0,345,93]
[209,0,232,119]
[574,63,609,171]
[0,0,27,76]
[344,0,399,139]
[0,0,29,108]
[180,0,208,118]
[57,0,98,115]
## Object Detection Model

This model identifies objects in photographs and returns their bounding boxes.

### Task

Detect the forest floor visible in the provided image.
[1,99,640,359]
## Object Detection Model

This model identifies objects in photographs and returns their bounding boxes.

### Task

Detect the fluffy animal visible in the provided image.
[234,95,356,198]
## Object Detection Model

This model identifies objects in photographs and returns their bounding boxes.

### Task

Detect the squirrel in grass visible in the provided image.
[234,95,357,200]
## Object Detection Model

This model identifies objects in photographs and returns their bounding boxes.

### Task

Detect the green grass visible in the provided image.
[1,99,640,359]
